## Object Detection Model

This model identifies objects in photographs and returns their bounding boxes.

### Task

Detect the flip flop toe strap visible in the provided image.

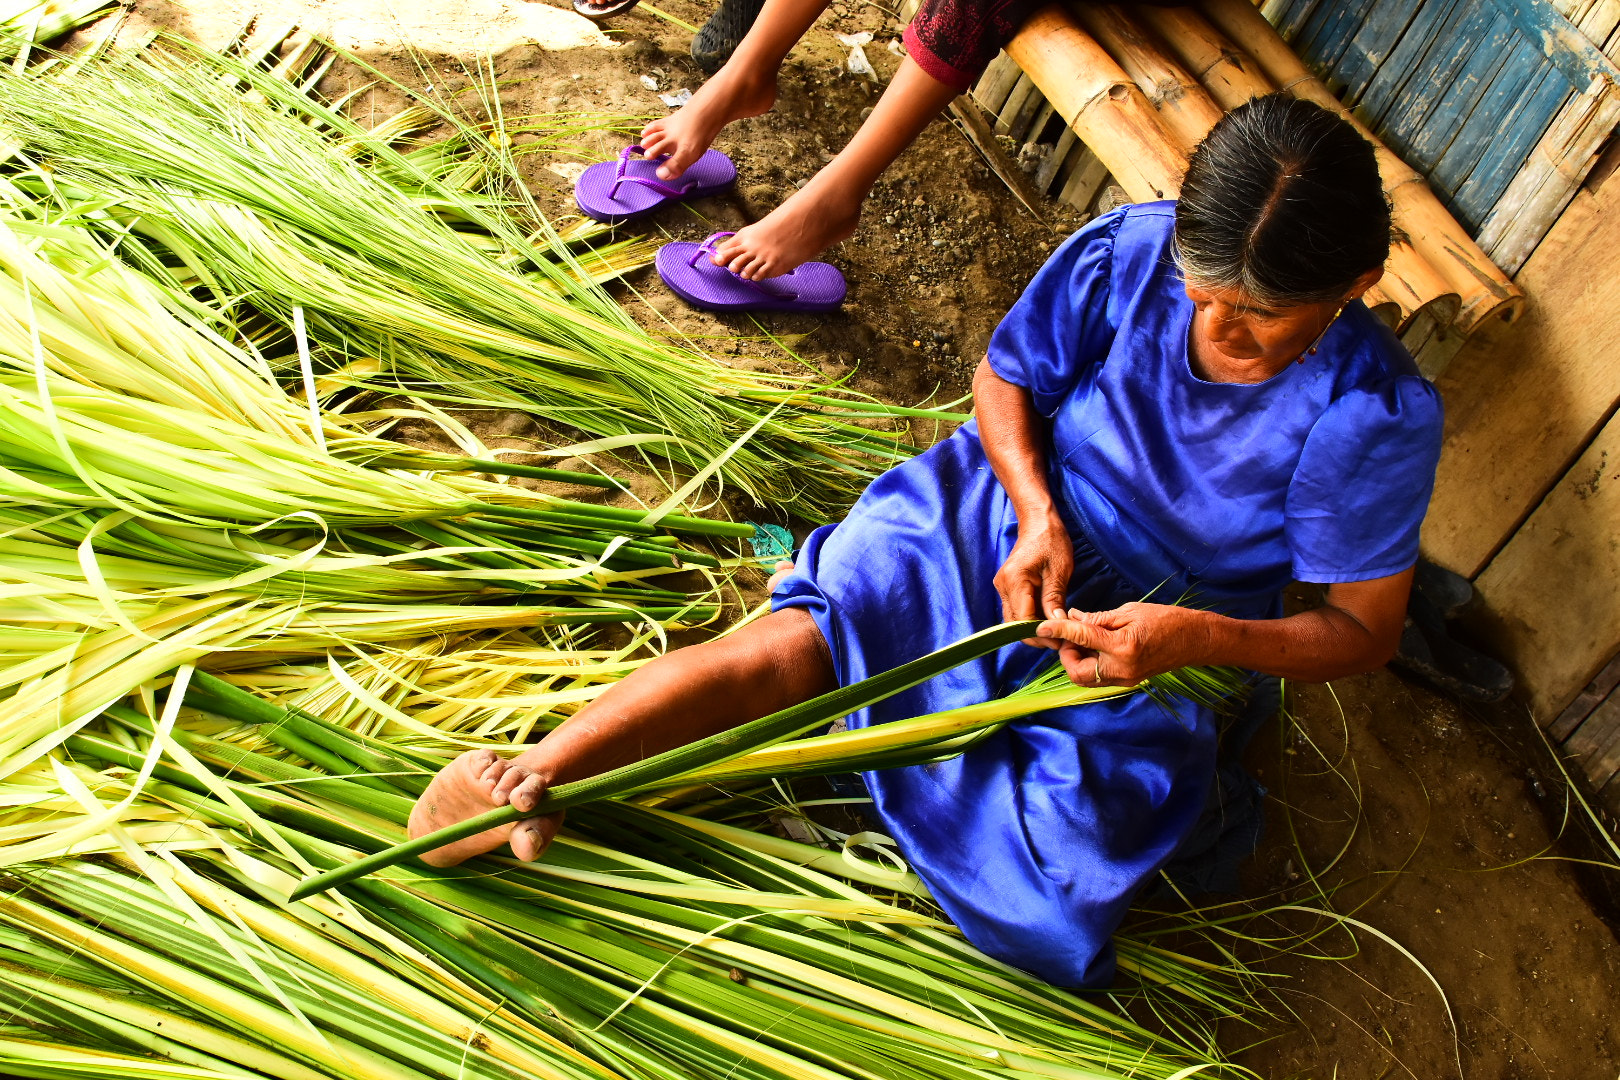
[689,231,799,301]
[609,145,700,200]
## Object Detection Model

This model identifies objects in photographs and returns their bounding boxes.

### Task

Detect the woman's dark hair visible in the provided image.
[1174,93,1391,307]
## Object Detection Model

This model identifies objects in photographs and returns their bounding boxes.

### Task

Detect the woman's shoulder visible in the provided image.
[1092,200,1177,279]
[1323,306,1435,400]
[1313,311,1443,444]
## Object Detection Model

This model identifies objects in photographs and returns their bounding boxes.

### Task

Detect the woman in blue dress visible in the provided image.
[410,95,1444,988]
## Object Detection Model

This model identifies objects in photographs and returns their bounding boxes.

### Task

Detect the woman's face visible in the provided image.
[1183,268,1383,370]
[1183,282,1341,366]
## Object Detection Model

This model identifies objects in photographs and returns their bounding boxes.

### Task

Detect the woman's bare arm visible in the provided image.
[1036,570,1413,686]
[974,358,1074,631]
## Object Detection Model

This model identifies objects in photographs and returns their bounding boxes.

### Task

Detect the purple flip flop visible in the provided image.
[656,232,847,313]
[574,145,737,224]
[573,0,641,21]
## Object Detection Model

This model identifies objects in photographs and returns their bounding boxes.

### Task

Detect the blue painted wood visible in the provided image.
[1274,0,1327,48]
[1427,21,1559,199]
[1450,65,1574,224]
[1267,0,1580,231]
[1379,1,1495,142]
[1486,0,1620,87]
[1357,0,1467,129]
[1338,0,1428,105]
[1305,0,1383,74]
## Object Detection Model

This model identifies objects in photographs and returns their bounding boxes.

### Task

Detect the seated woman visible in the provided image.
[409,94,1443,988]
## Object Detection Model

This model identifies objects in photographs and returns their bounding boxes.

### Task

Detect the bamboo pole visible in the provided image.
[1361,294,1401,328]
[1005,4,1186,202]
[1070,4,1225,153]
[1134,4,1274,109]
[1197,0,1525,333]
[1383,238,1462,332]
[1476,83,1620,272]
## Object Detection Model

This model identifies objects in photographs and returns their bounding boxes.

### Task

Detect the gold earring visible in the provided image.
[1302,304,1347,362]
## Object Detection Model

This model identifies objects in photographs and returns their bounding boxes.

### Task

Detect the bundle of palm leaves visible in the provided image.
[0,41,964,521]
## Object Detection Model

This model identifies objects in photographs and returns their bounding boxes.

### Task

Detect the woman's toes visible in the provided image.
[509,817,553,862]
[508,773,547,814]
[490,764,531,805]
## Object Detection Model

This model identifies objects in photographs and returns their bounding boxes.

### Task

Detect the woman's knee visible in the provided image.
[693,607,835,705]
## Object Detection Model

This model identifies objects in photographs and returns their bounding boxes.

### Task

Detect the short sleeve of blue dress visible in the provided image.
[984,209,1125,416]
[1288,378,1443,583]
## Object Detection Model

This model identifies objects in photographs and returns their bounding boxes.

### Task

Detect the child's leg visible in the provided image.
[708,55,957,280]
[640,0,832,182]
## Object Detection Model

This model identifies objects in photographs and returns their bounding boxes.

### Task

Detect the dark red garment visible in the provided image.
[902,0,1042,91]
[903,0,1182,93]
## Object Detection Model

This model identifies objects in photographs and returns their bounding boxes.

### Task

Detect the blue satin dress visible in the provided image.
[771,202,1444,987]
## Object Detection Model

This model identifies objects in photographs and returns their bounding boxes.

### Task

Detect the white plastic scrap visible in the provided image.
[887,37,904,55]
[660,87,693,108]
[640,73,660,91]
[836,31,876,78]
[546,161,590,182]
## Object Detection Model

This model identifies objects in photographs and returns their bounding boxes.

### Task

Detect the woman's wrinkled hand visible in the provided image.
[1036,603,1214,687]
[994,512,1073,646]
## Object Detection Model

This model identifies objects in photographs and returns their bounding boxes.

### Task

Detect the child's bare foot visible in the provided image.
[408,748,562,866]
[640,67,777,182]
[709,180,860,280]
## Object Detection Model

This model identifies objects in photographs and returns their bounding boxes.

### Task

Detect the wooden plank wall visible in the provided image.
[1422,175,1620,582]
[1546,656,1620,824]
[1467,390,1620,719]
[1416,0,1620,779]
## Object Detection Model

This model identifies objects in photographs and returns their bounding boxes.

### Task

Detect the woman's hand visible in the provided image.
[994,511,1074,645]
[1036,603,1214,687]
[1037,571,1413,686]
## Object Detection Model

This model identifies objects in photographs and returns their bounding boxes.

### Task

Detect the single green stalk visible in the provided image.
[436,456,620,489]
[287,619,1043,900]
[478,503,755,539]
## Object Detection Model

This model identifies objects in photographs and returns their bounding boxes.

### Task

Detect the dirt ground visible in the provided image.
[1225,671,1620,1079]
[101,1,1620,1076]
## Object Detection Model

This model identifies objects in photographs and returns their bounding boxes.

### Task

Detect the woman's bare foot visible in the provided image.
[407,748,562,867]
[709,179,861,280]
[640,67,777,182]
